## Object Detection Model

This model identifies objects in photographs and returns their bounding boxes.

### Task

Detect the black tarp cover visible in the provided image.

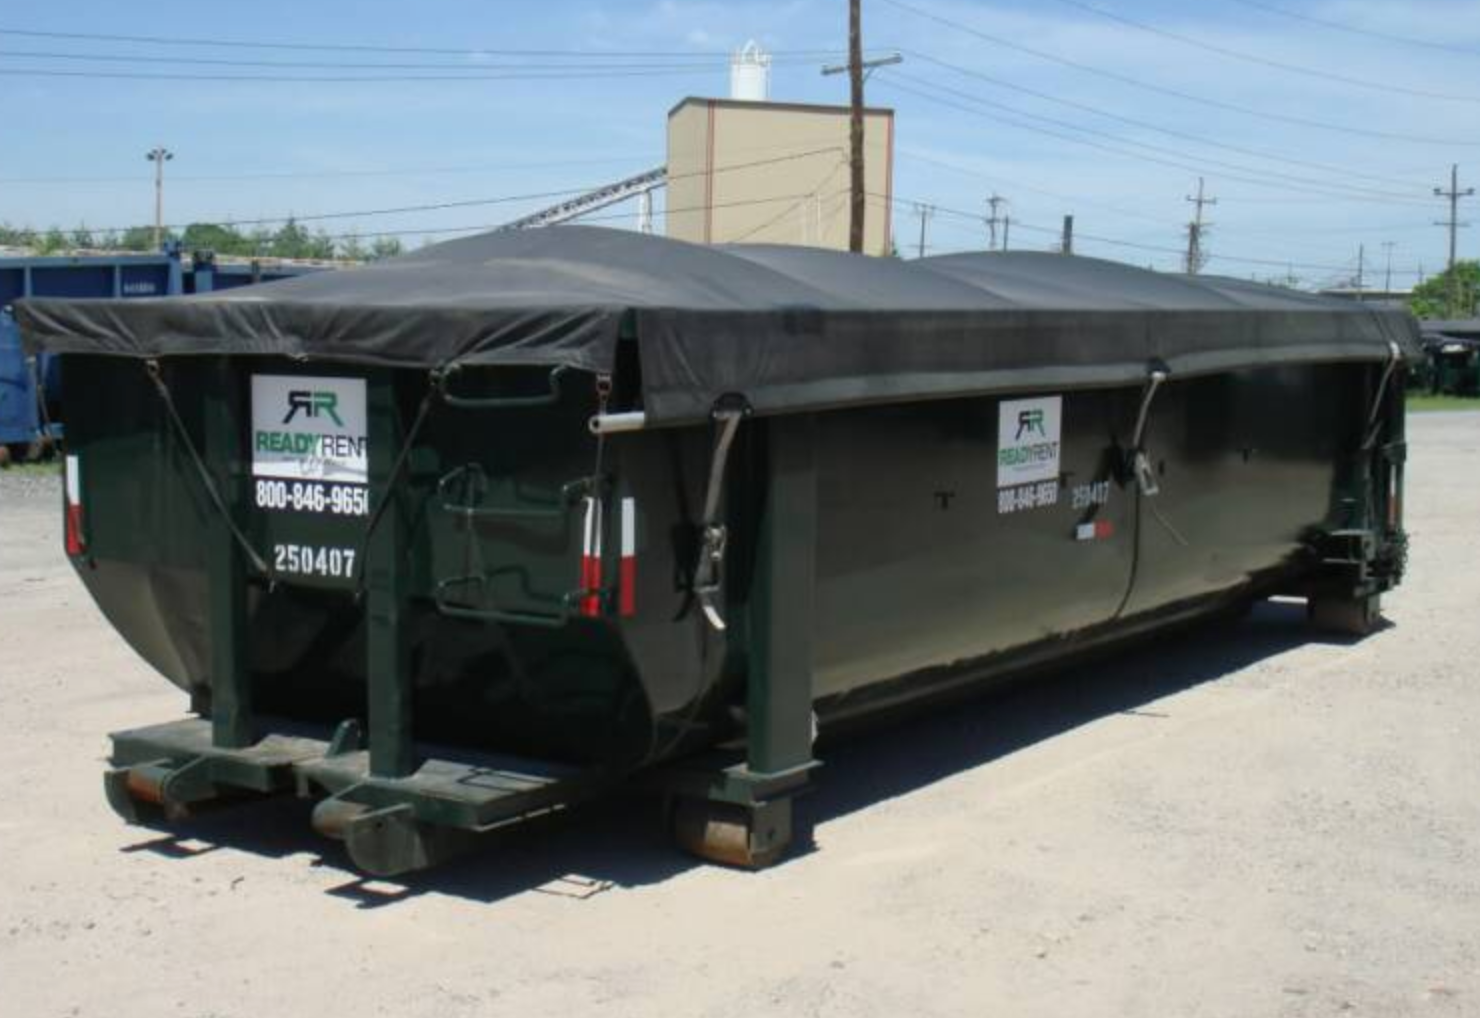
[17,226,1418,424]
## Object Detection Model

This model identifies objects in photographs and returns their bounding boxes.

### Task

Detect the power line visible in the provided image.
[878,0,1480,147]
[0,155,655,185]
[881,76,1440,207]
[899,148,1184,229]
[0,64,758,83]
[872,191,1429,275]
[1044,0,1480,103]
[0,48,837,71]
[0,26,844,59]
[1227,0,1480,59]
[315,191,844,242]
[904,50,1430,192]
[82,147,845,233]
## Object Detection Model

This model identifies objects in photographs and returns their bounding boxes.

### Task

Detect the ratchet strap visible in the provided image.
[693,404,746,631]
[1128,367,1168,497]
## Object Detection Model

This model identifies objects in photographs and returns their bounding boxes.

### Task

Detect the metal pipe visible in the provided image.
[588,410,647,435]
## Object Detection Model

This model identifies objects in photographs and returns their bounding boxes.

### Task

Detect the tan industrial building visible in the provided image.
[665,97,895,256]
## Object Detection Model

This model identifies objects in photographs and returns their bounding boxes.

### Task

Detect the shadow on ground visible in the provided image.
[120,598,1348,907]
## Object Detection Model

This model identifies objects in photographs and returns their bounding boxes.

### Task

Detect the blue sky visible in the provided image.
[2,0,1478,286]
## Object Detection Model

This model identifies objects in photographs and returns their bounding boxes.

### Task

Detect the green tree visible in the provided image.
[369,237,403,260]
[70,225,96,249]
[181,222,253,256]
[0,223,36,248]
[1410,260,1480,319]
[117,226,161,252]
[38,227,69,254]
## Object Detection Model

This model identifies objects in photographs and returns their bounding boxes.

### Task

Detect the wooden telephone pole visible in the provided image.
[848,0,865,253]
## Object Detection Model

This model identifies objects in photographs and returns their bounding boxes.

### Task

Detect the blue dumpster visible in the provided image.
[0,250,329,455]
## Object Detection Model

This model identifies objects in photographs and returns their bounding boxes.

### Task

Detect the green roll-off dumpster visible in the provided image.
[17,228,1415,875]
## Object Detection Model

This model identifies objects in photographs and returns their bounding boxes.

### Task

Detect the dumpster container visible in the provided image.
[0,306,41,458]
[17,227,1416,874]
[0,250,332,456]
[0,251,183,454]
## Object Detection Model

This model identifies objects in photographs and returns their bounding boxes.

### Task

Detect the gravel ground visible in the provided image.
[1,413,1477,1018]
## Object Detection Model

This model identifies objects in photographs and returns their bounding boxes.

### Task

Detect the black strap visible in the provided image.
[143,360,270,575]
[350,374,438,598]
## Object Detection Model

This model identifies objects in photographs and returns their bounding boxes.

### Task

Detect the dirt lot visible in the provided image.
[1,413,1477,1018]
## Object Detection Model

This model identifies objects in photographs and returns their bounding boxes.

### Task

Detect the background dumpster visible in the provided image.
[0,250,327,458]
[18,227,1415,874]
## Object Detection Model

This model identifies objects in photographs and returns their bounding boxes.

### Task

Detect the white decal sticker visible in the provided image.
[251,375,367,485]
[1071,480,1111,510]
[997,480,1060,515]
[997,396,1062,490]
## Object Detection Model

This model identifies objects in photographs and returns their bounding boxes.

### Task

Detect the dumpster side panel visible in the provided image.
[806,363,1372,712]
[0,310,40,445]
[59,353,1397,772]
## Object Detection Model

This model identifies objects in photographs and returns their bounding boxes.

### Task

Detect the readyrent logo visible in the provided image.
[256,390,363,458]
[283,390,344,426]
[1015,408,1046,441]
[251,375,368,484]
[997,395,1063,488]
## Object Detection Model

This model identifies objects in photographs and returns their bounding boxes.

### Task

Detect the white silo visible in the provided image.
[729,41,771,101]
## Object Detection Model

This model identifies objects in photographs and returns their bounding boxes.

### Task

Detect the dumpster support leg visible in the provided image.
[749,412,818,780]
[204,365,253,749]
[366,376,416,779]
[673,413,818,868]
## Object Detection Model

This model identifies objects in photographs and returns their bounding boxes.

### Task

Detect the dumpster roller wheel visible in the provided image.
[312,798,479,878]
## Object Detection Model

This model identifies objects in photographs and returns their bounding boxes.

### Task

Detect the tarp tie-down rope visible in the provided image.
[143,359,270,576]
[351,370,440,599]
[693,405,746,632]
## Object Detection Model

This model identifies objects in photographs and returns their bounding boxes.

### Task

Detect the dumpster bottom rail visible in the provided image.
[105,717,607,877]
[104,716,817,876]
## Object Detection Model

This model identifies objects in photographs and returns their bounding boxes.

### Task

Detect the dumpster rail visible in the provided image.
[105,716,606,876]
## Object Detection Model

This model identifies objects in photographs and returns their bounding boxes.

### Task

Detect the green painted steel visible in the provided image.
[55,342,1407,869]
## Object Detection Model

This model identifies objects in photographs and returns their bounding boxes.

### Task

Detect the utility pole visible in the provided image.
[848,0,865,253]
[1355,243,1365,300]
[1381,241,1396,293]
[1434,163,1473,316]
[637,188,654,235]
[1060,214,1074,255]
[914,203,934,259]
[1002,215,1011,251]
[146,145,174,251]
[1184,176,1217,274]
[985,193,1006,251]
[822,20,900,255]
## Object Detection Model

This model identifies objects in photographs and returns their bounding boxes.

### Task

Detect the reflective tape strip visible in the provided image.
[619,496,636,617]
[65,455,80,505]
[580,496,603,617]
[64,455,84,556]
[1075,519,1115,542]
